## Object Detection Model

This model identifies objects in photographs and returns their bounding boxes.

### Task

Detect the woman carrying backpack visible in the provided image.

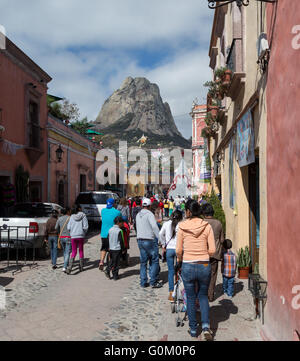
[117,197,130,223]
[159,210,183,301]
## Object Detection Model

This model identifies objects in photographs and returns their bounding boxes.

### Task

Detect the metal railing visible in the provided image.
[0,226,38,275]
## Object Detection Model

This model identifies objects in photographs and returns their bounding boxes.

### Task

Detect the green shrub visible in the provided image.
[204,189,226,234]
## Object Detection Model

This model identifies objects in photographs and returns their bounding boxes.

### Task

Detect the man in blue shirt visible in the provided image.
[99,198,121,270]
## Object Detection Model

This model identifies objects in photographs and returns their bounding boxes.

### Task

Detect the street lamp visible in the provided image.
[55,145,64,163]
[207,0,276,9]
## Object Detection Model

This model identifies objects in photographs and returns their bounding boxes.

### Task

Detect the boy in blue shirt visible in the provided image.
[99,198,121,270]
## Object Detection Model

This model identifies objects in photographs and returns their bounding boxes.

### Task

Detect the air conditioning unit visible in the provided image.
[257,33,269,60]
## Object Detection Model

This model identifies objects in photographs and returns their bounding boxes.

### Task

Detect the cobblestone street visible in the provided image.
[0,231,262,341]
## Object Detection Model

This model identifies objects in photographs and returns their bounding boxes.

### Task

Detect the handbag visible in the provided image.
[58,216,70,250]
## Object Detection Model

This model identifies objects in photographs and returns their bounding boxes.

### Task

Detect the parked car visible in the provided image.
[0,202,63,258]
[75,191,120,225]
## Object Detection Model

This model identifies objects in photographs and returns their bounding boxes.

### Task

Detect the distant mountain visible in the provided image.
[94,77,191,149]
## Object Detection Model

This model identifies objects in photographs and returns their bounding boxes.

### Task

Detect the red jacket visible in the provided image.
[121,222,130,249]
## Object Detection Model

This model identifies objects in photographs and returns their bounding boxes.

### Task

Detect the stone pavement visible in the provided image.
[0,230,262,341]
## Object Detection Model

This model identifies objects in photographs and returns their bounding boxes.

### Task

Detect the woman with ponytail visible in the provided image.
[159,210,183,301]
[176,200,216,340]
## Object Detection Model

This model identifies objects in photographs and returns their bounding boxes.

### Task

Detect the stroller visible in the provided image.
[171,262,187,327]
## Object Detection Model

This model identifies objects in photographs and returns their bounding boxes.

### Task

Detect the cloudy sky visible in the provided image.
[1,0,214,139]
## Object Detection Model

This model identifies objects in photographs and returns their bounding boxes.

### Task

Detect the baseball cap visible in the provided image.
[142,198,151,207]
[106,198,115,209]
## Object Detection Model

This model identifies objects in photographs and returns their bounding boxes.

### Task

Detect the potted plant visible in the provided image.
[237,246,251,279]
[208,101,219,118]
[205,112,214,126]
[223,69,232,83]
[201,126,213,138]
[204,80,219,100]
[214,67,227,81]
[207,93,213,107]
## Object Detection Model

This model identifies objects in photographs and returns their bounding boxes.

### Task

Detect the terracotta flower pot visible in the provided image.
[222,69,232,87]
[238,267,250,279]
[207,94,213,106]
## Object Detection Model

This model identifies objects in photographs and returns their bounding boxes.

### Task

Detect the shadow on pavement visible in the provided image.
[0,276,14,287]
[214,281,244,301]
[119,269,140,279]
[209,299,239,338]
[158,270,169,285]
[124,256,140,268]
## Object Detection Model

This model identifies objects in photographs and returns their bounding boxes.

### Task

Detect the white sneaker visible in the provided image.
[62,268,66,272]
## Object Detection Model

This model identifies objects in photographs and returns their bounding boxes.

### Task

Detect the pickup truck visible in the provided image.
[0,202,63,258]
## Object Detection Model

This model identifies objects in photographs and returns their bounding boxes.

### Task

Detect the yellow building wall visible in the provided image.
[209,2,268,275]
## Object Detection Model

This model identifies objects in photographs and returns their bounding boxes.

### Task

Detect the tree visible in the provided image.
[70,117,91,136]
[48,98,80,122]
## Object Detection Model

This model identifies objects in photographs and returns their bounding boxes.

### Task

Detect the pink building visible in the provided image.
[190,104,209,197]
[47,114,100,208]
[0,36,101,210]
[0,37,51,205]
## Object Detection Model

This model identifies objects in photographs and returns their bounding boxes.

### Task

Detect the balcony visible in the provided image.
[225,39,246,100]
[25,123,45,167]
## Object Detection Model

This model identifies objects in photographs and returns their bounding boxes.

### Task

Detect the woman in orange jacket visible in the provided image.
[176,199,216,340]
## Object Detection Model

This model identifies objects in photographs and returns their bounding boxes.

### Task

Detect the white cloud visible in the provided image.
[1,0,214,138]
[2,0,212,49]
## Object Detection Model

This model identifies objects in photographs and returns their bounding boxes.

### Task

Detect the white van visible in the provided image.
[75,191,119,224]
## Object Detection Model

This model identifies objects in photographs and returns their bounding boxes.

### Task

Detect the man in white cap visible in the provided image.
[136,198,162,288]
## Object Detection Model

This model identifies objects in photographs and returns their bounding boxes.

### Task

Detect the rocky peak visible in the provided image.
[96,77,182,138]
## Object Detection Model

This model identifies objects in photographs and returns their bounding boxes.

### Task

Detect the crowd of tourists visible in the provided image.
[44,192,236,341]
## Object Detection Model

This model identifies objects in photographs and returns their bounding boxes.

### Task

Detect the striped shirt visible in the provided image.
[222,250,236,278]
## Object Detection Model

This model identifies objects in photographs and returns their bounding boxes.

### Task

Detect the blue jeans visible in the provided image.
[181,262,211,332]
[48,235,58,266]
[61,239,72,269]
[166,249,176,291]
[223,275,235,297]
[137,239,160,286]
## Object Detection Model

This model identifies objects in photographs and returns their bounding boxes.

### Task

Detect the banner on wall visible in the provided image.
[237,110,255,168]
[199,138,211,184]
[229,137,235,210]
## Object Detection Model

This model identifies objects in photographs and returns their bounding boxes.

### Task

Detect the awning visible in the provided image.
[47,94,63,105]
[86,129,103,135]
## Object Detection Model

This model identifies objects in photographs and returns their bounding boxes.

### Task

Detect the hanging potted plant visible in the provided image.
[214,67,227,81]
[237,246,251,279]
[223,69,232,83]
[205,112,214,126]
[201,126,212,138]
[207,93,213,107]
[204,80,219,100]
[208,101,219,118]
